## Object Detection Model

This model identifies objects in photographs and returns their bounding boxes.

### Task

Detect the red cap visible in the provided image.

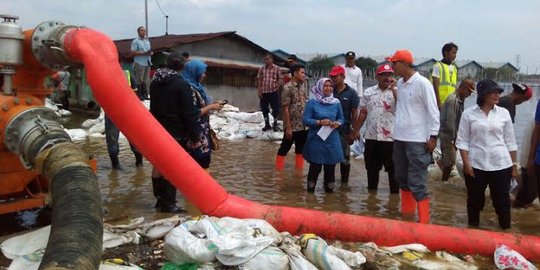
[385,49,414,64]
[329,66,345,76]
[376,64,394,75]
[512,83,533,100]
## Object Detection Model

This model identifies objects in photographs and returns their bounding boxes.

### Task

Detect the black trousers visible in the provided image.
[307,163,336,187]
[364,139,398,193]
[277,130,307,156]
[260,92,280,122]
[464,167,512,229]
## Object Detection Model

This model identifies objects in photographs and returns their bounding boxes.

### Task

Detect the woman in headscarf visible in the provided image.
[303,78,345,193]
[181,59,225,170]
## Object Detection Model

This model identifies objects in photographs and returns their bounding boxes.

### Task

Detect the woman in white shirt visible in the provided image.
[456,79,518,230]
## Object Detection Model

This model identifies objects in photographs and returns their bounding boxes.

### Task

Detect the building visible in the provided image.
[455,60,483,80]
[272,49,307,66]
[114,31,287,111]
[414,58,437,78]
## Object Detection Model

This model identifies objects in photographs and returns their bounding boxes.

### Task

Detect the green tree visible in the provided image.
[355,57,378,77]
[308,54,334,77]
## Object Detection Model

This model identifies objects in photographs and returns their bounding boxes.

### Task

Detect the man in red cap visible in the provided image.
[329,65,360,184]
[354,64,399,194]
[498,83,533,123]
[386,49,440,224]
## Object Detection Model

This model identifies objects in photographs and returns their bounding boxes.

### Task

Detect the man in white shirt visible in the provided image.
[341,51,363,97]
[386,49,440,224]
[355,64,399,194]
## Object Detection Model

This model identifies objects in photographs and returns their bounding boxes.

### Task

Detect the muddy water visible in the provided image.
[75,135,540,236]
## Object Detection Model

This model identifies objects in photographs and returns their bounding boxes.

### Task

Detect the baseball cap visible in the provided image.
[376,64,394,75]
[345,51,356,58]
[476,79,503,96]
[385,49,414,64]
[329,66,346,76]
[512,83,533,100]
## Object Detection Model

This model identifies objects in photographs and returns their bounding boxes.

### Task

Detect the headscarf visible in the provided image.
[182,60,208,102]
[311,78,340,104]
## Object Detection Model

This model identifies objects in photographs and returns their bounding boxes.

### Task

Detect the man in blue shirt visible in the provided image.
[330,66,359,184]
[131,26,153,100]
[524,98,540,208]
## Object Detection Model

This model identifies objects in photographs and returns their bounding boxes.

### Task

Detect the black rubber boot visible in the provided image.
[307,164,321,193]
[388,171,399,194]
[262,118,271,131]
[340,163,350,183]
[110,155,121,170]
[159,177,185,213]
[152,177,163,208]
[272,120,279,131]
[324,165,336,193]
[135,153,143,167]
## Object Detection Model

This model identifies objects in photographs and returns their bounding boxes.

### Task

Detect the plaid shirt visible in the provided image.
[257,64,282,93]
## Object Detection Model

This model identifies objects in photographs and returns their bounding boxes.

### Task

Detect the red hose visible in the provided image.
[63,28,540,260]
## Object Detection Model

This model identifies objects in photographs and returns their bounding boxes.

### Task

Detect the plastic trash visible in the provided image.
[297,234,352,270]
[494,244,537,270]
[241,246,289,270]
[350,139,364,156]
[279,233,318,270]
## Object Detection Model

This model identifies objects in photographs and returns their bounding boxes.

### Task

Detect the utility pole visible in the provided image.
[165,15,169,35]
[145,0,149,37]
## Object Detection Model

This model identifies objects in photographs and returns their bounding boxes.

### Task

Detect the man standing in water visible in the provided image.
[131,26,152,100]
[257,53,283,131]
[438,79,476,181]
[330,65,359,184]
[275,64,308,170]
[387,49,440,224]
[432,43,458,107]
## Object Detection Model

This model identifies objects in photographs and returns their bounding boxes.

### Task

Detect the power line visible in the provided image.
[154,0,167,17]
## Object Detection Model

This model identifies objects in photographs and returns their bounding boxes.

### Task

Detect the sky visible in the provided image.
[4,0,540,74]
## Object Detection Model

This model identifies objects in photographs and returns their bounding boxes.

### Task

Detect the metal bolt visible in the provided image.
[2,105,8,111]
[49,22,54,26]
[39,27,44,31]
[13,98,19,105]
[26,98,32,105]
[33,36,39,41]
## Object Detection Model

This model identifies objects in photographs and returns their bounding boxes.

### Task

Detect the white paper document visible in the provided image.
[317,126,334,141]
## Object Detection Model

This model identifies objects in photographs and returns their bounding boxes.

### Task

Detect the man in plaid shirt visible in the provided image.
[257,53,283,131]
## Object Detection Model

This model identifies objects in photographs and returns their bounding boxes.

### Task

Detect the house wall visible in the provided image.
[171,36,267,64]
[206,85,260,112]
[458,64,482,80]
[415,61,436,78]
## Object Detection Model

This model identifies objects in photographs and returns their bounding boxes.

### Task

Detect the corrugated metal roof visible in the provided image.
[115,31,276,60]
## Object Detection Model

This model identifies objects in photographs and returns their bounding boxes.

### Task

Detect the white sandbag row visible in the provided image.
[44,98,72,117]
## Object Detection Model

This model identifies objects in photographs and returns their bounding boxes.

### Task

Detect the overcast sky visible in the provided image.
[5,0,540,73]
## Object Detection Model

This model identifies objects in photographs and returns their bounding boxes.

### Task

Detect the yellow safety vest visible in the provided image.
[436,62,457,104]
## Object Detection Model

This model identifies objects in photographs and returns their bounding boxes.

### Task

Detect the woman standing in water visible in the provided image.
[181,59,225,170]
[302,78,344,193]
[456,78,518,229]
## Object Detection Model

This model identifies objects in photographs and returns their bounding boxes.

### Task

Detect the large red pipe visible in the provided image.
[63,28,540,260]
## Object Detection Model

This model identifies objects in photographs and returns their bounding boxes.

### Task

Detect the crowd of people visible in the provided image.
[114,26,540,229]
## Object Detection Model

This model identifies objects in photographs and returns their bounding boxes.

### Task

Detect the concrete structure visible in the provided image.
[272,49,307,66]
[113,31,288,111]
[456,60,483,80]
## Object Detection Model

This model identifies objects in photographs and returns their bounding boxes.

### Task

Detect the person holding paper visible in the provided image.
[302,78,345,193]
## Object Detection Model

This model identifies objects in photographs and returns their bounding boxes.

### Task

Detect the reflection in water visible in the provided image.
[75,136,540,236]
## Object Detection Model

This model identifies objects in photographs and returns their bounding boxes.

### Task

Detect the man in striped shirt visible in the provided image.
[257,53,283,131]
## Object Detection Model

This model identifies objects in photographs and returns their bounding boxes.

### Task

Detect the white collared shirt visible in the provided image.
[456,104,517,171]
[393,72,440,142]
[341,64,363,96]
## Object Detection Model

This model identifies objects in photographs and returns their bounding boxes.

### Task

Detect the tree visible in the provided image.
[355,57,378,77]
[307,54,334,77]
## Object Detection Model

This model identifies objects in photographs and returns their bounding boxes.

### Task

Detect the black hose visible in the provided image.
[39,165,103,270]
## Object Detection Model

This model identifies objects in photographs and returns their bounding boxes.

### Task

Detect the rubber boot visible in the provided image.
[110,155,121,170]
[417,198,430,224]
[135,153,143,167]
[262,118,271,131]
[324,165,336,193]
[275,155,285,170]
[151,177,163,208]
[295,154,304,170]
[340,163,350,183]
[400,189,416,215]
[272,120,279,131]
[388,171,399,194]
[159,177,185,213]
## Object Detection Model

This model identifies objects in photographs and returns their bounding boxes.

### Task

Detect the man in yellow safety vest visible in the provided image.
[432,43,458,107]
